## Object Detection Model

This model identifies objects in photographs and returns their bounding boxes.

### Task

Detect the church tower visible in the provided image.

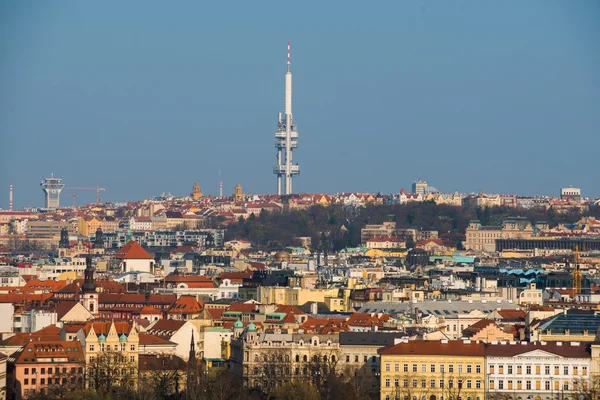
[191,182,203,200]
[58,228,69,257]
[93,228,105,255]
[234,184,243,203]
[80,256,98,317]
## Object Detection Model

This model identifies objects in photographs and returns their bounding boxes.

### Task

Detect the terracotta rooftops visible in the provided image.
[115,240,153,260]
[379,340,486,356]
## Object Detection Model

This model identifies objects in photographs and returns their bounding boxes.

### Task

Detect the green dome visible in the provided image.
[119,334,127,342]
[98,334,106,343]
[247,322,257,332]
[233,319,243,329]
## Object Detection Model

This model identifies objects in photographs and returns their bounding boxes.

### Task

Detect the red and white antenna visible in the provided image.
[9,184,13,212]
[287,41,291,72]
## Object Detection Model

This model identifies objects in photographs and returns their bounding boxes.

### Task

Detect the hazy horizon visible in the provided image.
[1,1,599,208]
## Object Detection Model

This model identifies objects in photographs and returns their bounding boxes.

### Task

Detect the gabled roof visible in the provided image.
[115,241,154,260]
[138,333,175,346]
[167,295,204,314]
[146,319,187,339]
[11,341,84,364]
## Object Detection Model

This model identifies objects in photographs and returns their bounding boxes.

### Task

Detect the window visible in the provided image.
[507,365,512,374]
[413,364,418,373]
[476,380,481,389]
[526,366,531,374]
[536,365,541,375]
[574,366,579,375]
[130,345,136,351]
[395,364,400,372]
[517,380,522,390]
[431,364,436,373]
[99,344,105,352]
[121,343,126,352]
[346,355,350,362]
[449,379,454,389]
[545,381,551,390]
[563,382,569,391]
[467,380,472,389]
[489,364,495,374]
[24,379,29,385]
[47,368,52,374]
[364,355,368,362]
[385,363,390,372]
[526,381,532,390]
[440,364,445,373]
[583,366,588,375]
[403,379,408,388]
[421,379,426,388]
[517,365,522,374]
[498,365,503,374]
[467,365,472,373]
[476,365,481,373]
[554,366,560,375]
[421,364,426,373]
[498,380,504,390]
[41,378,45,385]
[385,379,390,387]
[41,368,45,374]
[395,379,399,387]
[449,364,454,373]
[564,366,569,375]
[431,380,436,388]
[545,365,550,375]
[404,364,409,372]
[458,365,463,374]
[25,368,29,375]
[412,379,418,388]
[535,381,541,390]
[130,356,135,362]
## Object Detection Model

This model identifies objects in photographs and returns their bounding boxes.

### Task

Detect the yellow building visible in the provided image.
[78,216,102,236]
[77,321,140,369]
[378,339,486,400]
[256,286,350,312]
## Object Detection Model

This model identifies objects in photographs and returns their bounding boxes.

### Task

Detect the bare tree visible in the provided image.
[86,350,137,397]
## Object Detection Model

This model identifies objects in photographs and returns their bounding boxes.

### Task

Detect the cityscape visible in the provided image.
[1,2,599,400]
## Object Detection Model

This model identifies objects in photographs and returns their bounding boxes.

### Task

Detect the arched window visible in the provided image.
[295,355,300,362]
[254,354,258,362]
[303,355,308,362]
[331,355,336,363]
[323,355,328,362]
[313,355,318,362]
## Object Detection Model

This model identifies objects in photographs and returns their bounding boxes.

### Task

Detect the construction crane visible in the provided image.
[67,186,106,204]
[573,245,582,295]
[64,194,79,208]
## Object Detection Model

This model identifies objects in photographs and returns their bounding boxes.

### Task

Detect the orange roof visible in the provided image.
[83,321,133,336]
[167,295,204,314]
[11,341,84,364]
[140,305,162,315]
[115,240,154,260]
[139,333,174,346]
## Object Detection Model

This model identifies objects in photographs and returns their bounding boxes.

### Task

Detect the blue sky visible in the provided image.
[1,1,599,208]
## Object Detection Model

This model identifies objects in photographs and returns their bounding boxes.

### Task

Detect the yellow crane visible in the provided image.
[573,245,582,295]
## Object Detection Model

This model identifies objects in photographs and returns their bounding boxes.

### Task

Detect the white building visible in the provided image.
[13,309,58,333]
[519,283,544,306]
[487,341,591,400]
[0,304,14,333]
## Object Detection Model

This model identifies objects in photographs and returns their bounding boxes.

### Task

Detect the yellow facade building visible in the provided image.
[378,339,486,400]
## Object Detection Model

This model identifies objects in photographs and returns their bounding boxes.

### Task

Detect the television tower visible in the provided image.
[273,41,299,195]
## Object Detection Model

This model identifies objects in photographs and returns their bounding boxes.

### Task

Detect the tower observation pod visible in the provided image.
[40,174,65,210]
[273,41,300,195]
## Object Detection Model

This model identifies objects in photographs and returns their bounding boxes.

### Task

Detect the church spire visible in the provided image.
[81,255,96,293]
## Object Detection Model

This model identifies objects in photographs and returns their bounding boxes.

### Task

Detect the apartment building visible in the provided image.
[486,341,591,399]
[378,339,486,400]
[466,218,534,252]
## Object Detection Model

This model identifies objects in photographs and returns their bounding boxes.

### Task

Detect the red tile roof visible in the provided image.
[115,241,154,260]
[379,340,486,356]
